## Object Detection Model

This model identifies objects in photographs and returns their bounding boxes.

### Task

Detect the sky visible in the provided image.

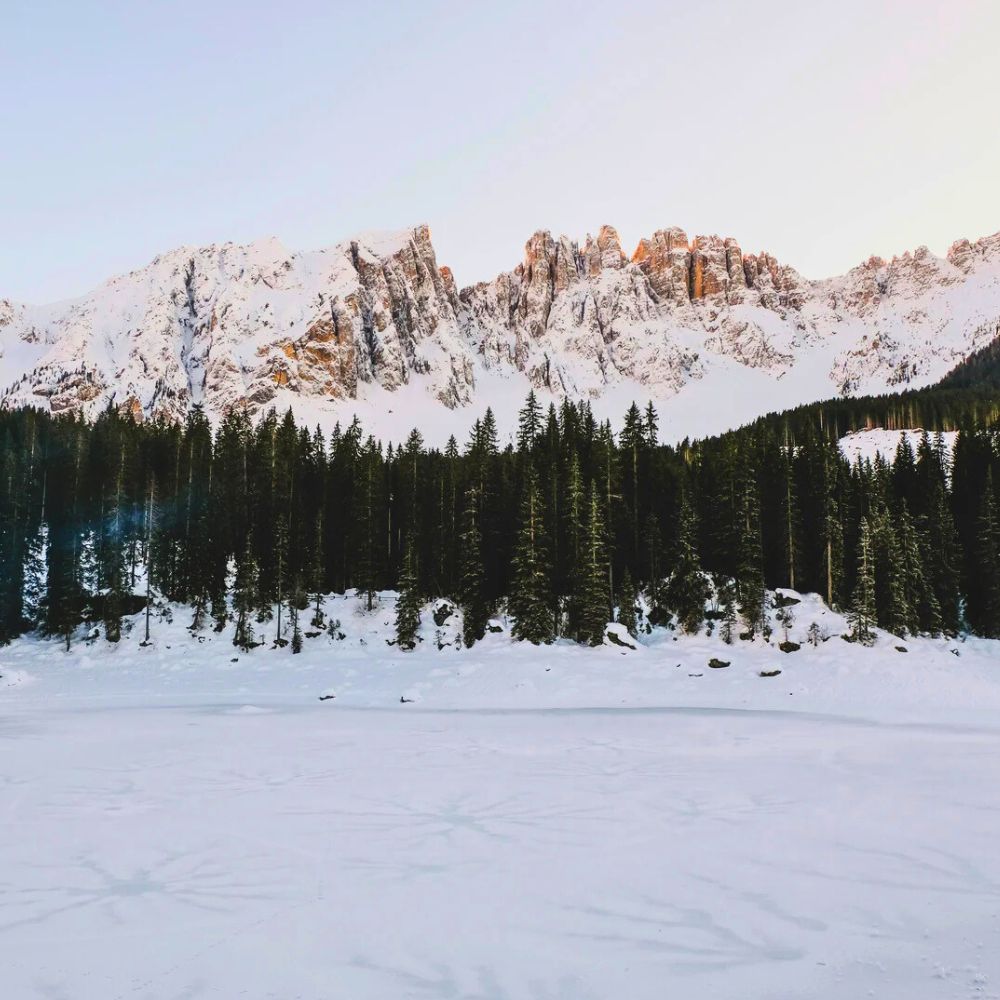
[3,0,999,304]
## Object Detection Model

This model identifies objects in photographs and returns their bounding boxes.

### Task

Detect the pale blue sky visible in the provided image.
[3,0,999,303]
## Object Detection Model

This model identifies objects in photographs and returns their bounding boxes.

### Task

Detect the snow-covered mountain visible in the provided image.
[2,223,999,443]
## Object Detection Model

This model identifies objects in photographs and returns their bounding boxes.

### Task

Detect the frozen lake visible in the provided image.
[4,701,1000,999]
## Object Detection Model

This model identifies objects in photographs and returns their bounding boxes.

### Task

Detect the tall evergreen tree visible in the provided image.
[353,439,383,611]
[232,534,260,651]
[617,567,638,638]
[971,469,1000,637]
[735,457,767,637]
[395,533,422,650]
[576,484,609,646]
[509,468,553,644]
[849,517,877,645]
[665,491,710,633]
[457,487,489,647]
[516,390,542,453]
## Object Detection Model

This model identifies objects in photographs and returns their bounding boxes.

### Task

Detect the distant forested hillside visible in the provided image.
[938,324,1000,390]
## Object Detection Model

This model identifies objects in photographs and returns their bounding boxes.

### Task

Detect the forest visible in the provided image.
[1,388,999,652]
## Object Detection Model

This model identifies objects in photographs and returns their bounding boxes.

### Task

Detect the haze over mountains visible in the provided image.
[1,223,998,443]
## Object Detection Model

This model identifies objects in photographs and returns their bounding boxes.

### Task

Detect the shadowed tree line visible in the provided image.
[1,386,999,652]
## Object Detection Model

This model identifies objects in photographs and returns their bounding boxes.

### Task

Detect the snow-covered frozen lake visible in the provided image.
[4,592,1000,998]
[4,698,1000,999]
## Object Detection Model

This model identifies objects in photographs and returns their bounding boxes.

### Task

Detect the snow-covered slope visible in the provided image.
[838,428,959,467]
[3,224,999,443]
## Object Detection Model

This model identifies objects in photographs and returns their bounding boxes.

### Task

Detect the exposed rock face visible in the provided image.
[2,222,999,440]
[0,225,475,423]
[632,227,690,302]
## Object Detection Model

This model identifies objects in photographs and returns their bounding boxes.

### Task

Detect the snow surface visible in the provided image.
[839,428,959,467]
[3,592,1000,998]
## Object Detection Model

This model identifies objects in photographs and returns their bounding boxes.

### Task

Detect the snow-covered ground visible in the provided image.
[839,428,959,467]
[3,593,1000,998]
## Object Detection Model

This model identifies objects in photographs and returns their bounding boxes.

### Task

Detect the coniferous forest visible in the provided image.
[1,388,1000,653]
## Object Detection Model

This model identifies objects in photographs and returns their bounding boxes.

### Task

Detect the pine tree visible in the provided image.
[232,534,260,651]
[735,458,767,637]
[516,390,542,453]
[665,491,710,633]
[395,534,422,650]
[717,575,737,644]
[100,444,130,643]
[562,451,585,637]
[620,402,644,566]
[897,502,940,636]
[509,468,553,644]
[883,516,913,638]
[643,402,659,448]
[141,473,157,645]
[307,511,326,628]
[643,513,668,625]
[820,440,845,607]
[972,470,1000,637]
[272,516,288,645]
[289,575,305,653]
[22,516,48,631]
[457,487,489,647]
[617,567,638,638]
[779,426,802,590]
[576,484,609,646]
[849,517,877,645]
[353,439,383,612]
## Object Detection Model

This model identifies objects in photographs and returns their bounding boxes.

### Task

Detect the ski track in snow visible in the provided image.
[2,593,1000,998]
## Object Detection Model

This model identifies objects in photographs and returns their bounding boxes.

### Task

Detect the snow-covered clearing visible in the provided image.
[839,428,959,467]
[3,593,1000,999]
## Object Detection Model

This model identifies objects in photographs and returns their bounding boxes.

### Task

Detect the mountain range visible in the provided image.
[2,223,999,443]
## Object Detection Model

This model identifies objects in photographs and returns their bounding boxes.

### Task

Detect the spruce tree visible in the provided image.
[509,468,553,644]
[22,514,48,631]
[849,517,877,645]
[717,575,737,644]
[898,503,941,636]
[617,567,638,638]
[232,534,260,651]
[643,513,668,625]
[289,575,305,653]
[972,470,1000,637]
[883,517,913,638]
[272,515,288,645]
[576,484,609,646]
[735,459,767,637]
[516,390,542,453]
[395,534,422,651]
[562,451,585,637]
[353,438,383,612]
[307,511,326,628]
[457,487,489,647]
[665,491,710,634]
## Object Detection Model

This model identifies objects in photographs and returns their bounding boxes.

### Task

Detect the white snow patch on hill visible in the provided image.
[839,428,959,466]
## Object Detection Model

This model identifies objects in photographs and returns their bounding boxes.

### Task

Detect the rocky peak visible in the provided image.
[689,235,747,301]
[582,225,626,276]
[631,227,690,303]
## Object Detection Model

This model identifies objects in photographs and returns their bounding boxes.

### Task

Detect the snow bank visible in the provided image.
[3,590,998,727]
